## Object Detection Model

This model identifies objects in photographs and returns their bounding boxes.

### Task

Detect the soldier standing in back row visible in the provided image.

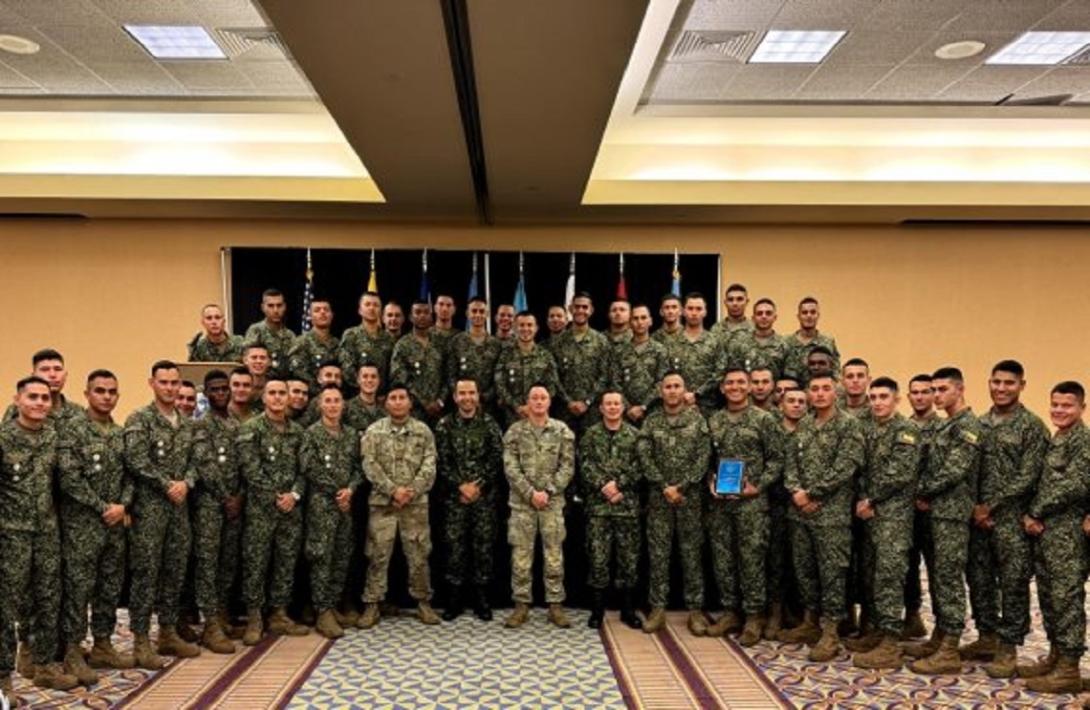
[340,291,396,389]
[445,297,502,413]
[550,292,608,434]
[244,289,295,373]
[187,304,244,363]
[608,303,668,426]
[494,312,564,429]
[661,293,721,415]
[390,300,447,425]
[782,297,839,384]
[287,298,340,394]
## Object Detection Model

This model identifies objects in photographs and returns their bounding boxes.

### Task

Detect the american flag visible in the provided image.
[300,247,314,332]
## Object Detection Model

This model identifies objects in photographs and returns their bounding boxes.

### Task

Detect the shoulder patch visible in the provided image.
[897,431,917,445]
[961,430,979,445]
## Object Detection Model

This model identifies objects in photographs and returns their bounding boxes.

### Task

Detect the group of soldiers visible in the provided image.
[2,282,1088,701]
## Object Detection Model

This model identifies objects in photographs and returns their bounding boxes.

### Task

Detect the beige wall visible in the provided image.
[0,218,1084,421]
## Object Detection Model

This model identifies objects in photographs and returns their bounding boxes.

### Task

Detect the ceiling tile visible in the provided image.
[0,27,113,94]
[85,61,183,95]
[1034,0,1090,30]
[0,59,37,89]
[1006,67,1090,102]
[683,0,786,32]
[905,31,1020,66]
[795,64,894,100]
[36,24,147,63]
[90,0,202,25]
[3,0,110,25]
[191,0,266,27]
[771,0,882,30]
[862,0,965,32]
[236,60,313,97]
[162,60,256,94]
[645,62,740,102]
[824,30,933,65]
[943,0,1070,33]
[936,65,1046,102]
[864,63,976,100]
[722,64,817,100]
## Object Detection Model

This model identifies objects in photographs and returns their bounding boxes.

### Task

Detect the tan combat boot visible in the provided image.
[176,622,200,644]
[133,633,166,670]
[33,662,79,691]
[778,609,821,645]
[217,610,245,640]
[242,608,264,646]
[705,610,742,638]
[64,643,98,686]
[843,628,883,653]
[983,642,1017,678]
[909,634,962,675]
[89,636,135,669]
[505,602,530,628]
[1026,655,1083,694]
[357,603,381,630]
[764,602,783,641]
[334,607,359,627]
[738,614,765,647]
[853,633,904,670]
[903,627,945,659]
[315,609,345,639]
[900,609,927,640]
[959,631,998,661]
[1017,645,1058,678]
[547,604,571,628]
[267,607,310,636]
[417,602,441,626]
[808,619,841,662]
[643,607,666,634]
[202,618,237,654]
[687,610,709,637]
[157,626,201,658]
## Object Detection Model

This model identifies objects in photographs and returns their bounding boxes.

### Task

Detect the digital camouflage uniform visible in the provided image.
[551,328,610,431]
[767,416,796,612]
[638,407,712,609]
[3,396,84,427]
[651,326,683,347]
[0,420,62,672]
[344,398,384,433]
[361,417,437,603]
[905,413,941,615]
[580,422,641,590]
[57,414,131,645]
[435,411,504,587]
[243,320,296,373]
[237,413,305,610]
[660,331,722,414]
[430,326,457,361]
[705,406,784,615]
[607,337,669,420]
[784,409,865,622]
[968,404,1048,646]
[782,331,840,384]
[724,330,789,380]
[709,318,753,351]
[339,324,395,388]
[494,344,564,429]
[287,330,340,394]
[188,334,245,363]
[390,334,447,423]
[301,422,362,610]
[858,414,919,635]
[445,332,503,410]
[341,398,383,601]
[917,408,981,636]
[1028,422,1090,659]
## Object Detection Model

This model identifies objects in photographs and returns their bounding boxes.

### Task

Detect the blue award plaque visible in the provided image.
[716,459,744,495]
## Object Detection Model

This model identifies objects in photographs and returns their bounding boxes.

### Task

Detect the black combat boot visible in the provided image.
[619,588,643,630]
[474,585,493,621]
[588,589,606,629]
[442,586,464,621]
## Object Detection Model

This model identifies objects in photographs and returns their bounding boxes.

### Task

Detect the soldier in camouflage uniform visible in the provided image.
[124,360,202,668]
[3,348,84,426]
[431,294,458,359]
[543,305,568,359]
[58,370,134,684]
[301,386,362,639]
[359,384,440,627]
[782,297,840,384]
[1018,381,1090,694]
[339,291,395,390]
[241,343,270,413]
[244,288,296,373]
[1,377,79,694]
[838,358,872,636]
[187,304,244,363]
[608,304,668,426]
[503,385,576,629]
[384,301,406,339]
[780,370,865,662]
[390,300,447,425]
[435,378,504,621]
[494,304,515,344]
[652,293,684,345]
[963,361,1048,676]
[446,297,503,412]
[638,372,712,636]
[237,376,310,645]
[580,391,642,630]
[287,299,340,394]
[661,293,722,414]
[287,378,311,422]
[725,298,788,378]
[345,363,385,432]
[708,283,753,350]
[342,362,384,614]
[905,367,982,675]
[606,300,633,347]
[903,374,939,640]
[748,367,776,413]
[494,312,564,428]
[704,369,784,645]
[766,384,807,641]
[297,360,343,428]
[848,378,920,669]
[551,293,609,433]
[839,358,873,420]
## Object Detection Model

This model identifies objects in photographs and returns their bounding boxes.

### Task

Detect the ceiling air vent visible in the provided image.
[212,28,289,59]
[669,30,759,63]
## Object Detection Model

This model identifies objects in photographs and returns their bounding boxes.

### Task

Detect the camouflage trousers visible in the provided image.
[193,496,242,618]
[444,494,496,587]
[61,513,125,644]
[1034,512,1088,657]
[129,495,191,635]
[903,509,935,613]
[966,512,1033,645]
[928,517,969,636]
[0,527,60,672]
[305,493,354,610]
[509,504,566,604]
[647,498,704,610]
[705,499,768,615]
[860,512,912,635]
[766,495,792,606]
[364,502,432,603]
[791,519,849,623]
[847,514,866,616]
[242,493,302,610]
[585,515,640,590]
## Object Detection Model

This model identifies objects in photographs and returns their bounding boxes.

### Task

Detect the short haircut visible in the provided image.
[749,366,774,377]
[265,373,288,386]
[311,296,332,307]
[798,296,819,308]
[411,296,431,307]
[261,288,284,299]
[754,297,776,309]
[317,359,341,372]
[808,369,836,383]
[843,357,869,370]
[722,367,749,379]
[468,295,488,306]
[932,366,964,382]
[991,359,1025,378]
[179,380,197,390]
[516,310,535,319]
[32,348,64,366]
[386,381,410,396]
[360,290,381,301]
[600,387,623,399]
[909,373,933,386]
[631,302,649,312]
[385,299,403,309]
[662,369,685,384]
[776,376,800,387]
[242,342,268,356]
[573,291,593,301]
[319,382,343,395]
[229,366,252,379]
[86,368,116,383]
[201,303,221,314]
[436,292,455,301]
[454,377,480,390]
[150,359,178,377]
[809,346,835,359]
[1051,380,1086,402]
[683,291,705,304]
[17,375,50,392]
[725,283,747,294]
[203,370,229,387]
[660,293,681,305]
[357,361,381,375]
[870,376,899,393]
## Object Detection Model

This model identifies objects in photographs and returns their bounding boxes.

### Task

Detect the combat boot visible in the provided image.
[442,587,464,621]
[242,608,264,646]
[417,601,441,625]
[474,585,493,621]
[380,601,401,617]
[764,602,783,640]
[16,642,35,678]
[177,622,200,644]
[333,607,359,628]
[808,619,841,662]
[901,609,927,640]
[853,633,903,670]
[505,602,530,628]
[548,604,572,628]
[983,642,1017,678]
[909,634,962,675]
[903,627,945,659]
[687,610,709,637]
[1026,654,1083,694]
[587,589,606,629]
[706,610,741,638]
[738,614,765,647]
[133,633,166,670]
[619,588,642,630]
[218,610,246,640]
[89,636,135,669]
[357,603,380,629]
[843,628,882,653]
[267,607,309,636]
[643,607,666,634]
[1018,645,1058,678]
[778,609,821,645]
[33,662,79,691]
[201,618,237,654]
[959,631,998,661]
[315,610,345,639]
[1,671,11,696]
[157,626,201,658]
[64,643,98,686]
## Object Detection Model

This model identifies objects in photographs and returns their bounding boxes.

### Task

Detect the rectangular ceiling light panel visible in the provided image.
[986,32,1090,65]
[124,25,226,59]
[748,30,846,63]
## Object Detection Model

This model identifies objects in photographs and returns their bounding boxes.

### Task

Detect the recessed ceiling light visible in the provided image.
[986,31,1090,65]
[935,40,986,60]
[749,30,846,64]
[0,34,41,55]
[123,25,226,59]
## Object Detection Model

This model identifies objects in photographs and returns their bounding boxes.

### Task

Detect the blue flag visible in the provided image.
[418,248,432,305]
[301,248,314,332]
[513,251,528,312]
[671,248,681,297]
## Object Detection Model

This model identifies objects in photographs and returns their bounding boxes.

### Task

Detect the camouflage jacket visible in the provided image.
[4,396,84,428]
[58,414,131,519]
[608,337,670,410]
[124,403,197,500]
[0,419,59,532]
[838,393,874,422]
[300,422,362,495]
[707,405,785,508]
[651,326,684,346]
[784,409,865,526]
[1028,421,1090,522]
[445,331,503,406]
[287,330,340,391]
[188,333,244,363]
[552,327,610,406]
[243,320,296,372]
[860,414,919,518]
[390,333,447,407]
[362,416,437,505]
[637,407,712,502]
[919,407,982,522]
[494,344,565,413]
[344,397,385,433]
[503,417,575,510]
[782,331,840,382]
[661,330,723,408]
[191,412,242,501]
[339,324,395,386]
[580,421,640,517]
[709,318,753,348]
[977,403,1049,518]
[435,410,504,496]
[724,330,789,379]
[236,413,304,497]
